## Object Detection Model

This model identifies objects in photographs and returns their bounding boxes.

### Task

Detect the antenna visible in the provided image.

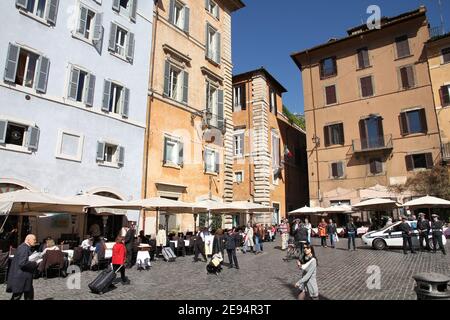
[438,0,445,34]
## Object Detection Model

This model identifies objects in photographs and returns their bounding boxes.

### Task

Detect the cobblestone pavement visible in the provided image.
[1,238,449,300]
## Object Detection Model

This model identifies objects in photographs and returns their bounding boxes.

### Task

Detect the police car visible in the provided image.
[362,220,447,250]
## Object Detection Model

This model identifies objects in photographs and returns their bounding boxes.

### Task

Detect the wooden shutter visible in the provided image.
[0,120,7,144]
[178,141,184,167]
[4,43,20,83]
[68,67,80,100]
[375,160,383,174]
[118,146,125,166]
[217,89,224,131]
[182,71,189,104]
[440,86,450,106]
[323,126,330,147]
[325,85,336,105]
[93,12,103,41]
[338,123,344,145]
[358,48,369,68]
[359,119,368,149]
[163,61,170,97]
[319,59,324,78]
[126,32,135,63]
[85,73,95,107]
[96,141,105,161]
[405,155,414,171]
[130,0,137,23]
[102,80,111,111]
[78,6,88,35]
[331,163,338,178]
[400,67,409,89]
[112,0,120,12]
[36,56,50,93]
[122,87,130,118]
[241,85,246,110]
[425,153,433,169]
[399,112,408,135]
[376,117,385,147]
[169,0,175,24]
[406,66,415,88]
[216,4,220,20]
[205,24,210,59]
[338,162,344,177]
[163,137,168,164]
[369,159,377,174]
[215,32,221,64]
[332,57,337,76]
[27,126,40,151]
[443,48,450,63]
[46,0,59,25]
[361,76,373,97]
[419,109,427,133]
[396,36,410,58]
[183,6,190,33]
[108,23,117,52]
[16,0,28,9]
[215,151,220,173]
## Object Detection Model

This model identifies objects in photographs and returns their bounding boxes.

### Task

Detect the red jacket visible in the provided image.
[112,243,126,265]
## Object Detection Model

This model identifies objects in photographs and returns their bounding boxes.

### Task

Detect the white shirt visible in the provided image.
[81,239,95,251]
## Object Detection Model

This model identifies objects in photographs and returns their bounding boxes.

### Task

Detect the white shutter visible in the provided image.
[130,0,137,22]
[78,6,88,36]
[46,0,59,25]
[178,141,184,167]
[217,89,224,131]
[16,0,28,9]
[126,32,135,63]
[36,56,50,93]
[68,67,80,100]
[163,61,170,97]
[122,87,130,118]
[4,43,20,83]
[215,32,221,64]
[205,24,210,60]
[0,120,7,144]
[118,146,125,166]
[108,23,117,52]
[183,6,190,33]
[112,0,120,12]
[93,13,103,42]
[85,73,95,107]
[27,126,40,151]
[96,141,105,161]
[182,71,189,104]
[102,80,111,111]
[215,151,220,173]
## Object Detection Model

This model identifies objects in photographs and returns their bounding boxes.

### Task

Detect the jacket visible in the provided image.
[399,222,412,236]
[296,258,318,298]
[212,235,225,254]
[124,229,135,247]
[112,243,127,265]
[431,220,444,233]
[244,227,254,247]
[38,250,65,273]
[346,223,357,233]
[318,223,328,237]
[7,243,37,294]
[224,233,239,250]
[327,223,337,235]
[294,226,308,242]
[417,219,430,232]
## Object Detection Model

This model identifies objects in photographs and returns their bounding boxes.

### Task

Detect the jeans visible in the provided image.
[348,232,356,250]
[226,249,239,268]
[255,236,261,253]
[320,236,327,247]
[329,234,335,247]
[281,233,289,250]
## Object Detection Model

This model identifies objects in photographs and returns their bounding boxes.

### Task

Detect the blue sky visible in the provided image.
[232,0,450,115]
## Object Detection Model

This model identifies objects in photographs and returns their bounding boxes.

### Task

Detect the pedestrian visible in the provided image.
[242,223,254,253]
[112,236,130,285]
[417,213,431,252]
[294,222,308,257]
[212,228,225,259]
[156,224,167,257]
[6,234,40,300]
[138,230,150,245]
[304,218,312,244]
[326,219,337,248]
[124,222,136,268]
[279,219,289,250]
[295,244,319,300]
[193,228,207,262]
[431,214,446,255]
[399,216,416,255]
[385,217,393,227]
[253,224,261,254]
[318,219,328,248]
[225,228,240,269]
[258,224,265,252]
[346,217,357,251]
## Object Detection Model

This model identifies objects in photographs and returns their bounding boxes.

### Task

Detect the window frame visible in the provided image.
[395,35,411,59]
[163,134,183,168]
[324,122,344,147]
[15,47,40,89]
[320,56,337,79]
[442,47,450,64]
[271,129,281,185]
[109,81,125,115]
[405,153,433,171]
[330,161,345,179]
[399,108,427,135]
[0,117,39,154]
[359,75,375,98]
[75,3,97,43]
[234,171,244,184]
[356,47,370,70]
[233,84,245,111]
[233,129,245,158]
[440,85,450,107]
[324,84,338,106]
[368,157,384,176]
[204,147,218,174]
[55,129,84,162]
[398,64,416,90]
[269,87,278,115]
[206,0,219,19]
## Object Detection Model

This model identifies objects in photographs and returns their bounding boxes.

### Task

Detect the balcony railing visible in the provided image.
[430,25,445,39]
[442,143,450,161]
[352,134,393,153]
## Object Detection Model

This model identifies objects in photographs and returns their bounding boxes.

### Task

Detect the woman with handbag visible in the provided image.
[295,244,319,300]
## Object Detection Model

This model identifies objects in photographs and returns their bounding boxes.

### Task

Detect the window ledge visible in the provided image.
[205,56,221,67]
[206,10,219,21]
[19,9,51,27]
[101,110,127,120]
[402,132,427,138]
[109,51,131,64]
[0,144,32,154]
[162,94,188,107]
[71,32,95,48]
[234,155,244,159]
[56,155,82,163]
[441,61,450,66]
[205,171,218,176]
[356,65,372,71]
[98,162,121,169]
[394,54,414,61]
[320,74,337,81]
[163,163,182,170]
[325,102,339,107]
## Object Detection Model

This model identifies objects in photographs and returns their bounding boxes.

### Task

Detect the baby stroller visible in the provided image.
[206,253,223,275]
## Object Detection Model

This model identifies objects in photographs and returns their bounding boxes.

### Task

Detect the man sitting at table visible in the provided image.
[80,237,94,270]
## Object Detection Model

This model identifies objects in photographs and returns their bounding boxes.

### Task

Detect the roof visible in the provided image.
[291,6,427,69]
[222,0,245,12]
[233,67,288,93]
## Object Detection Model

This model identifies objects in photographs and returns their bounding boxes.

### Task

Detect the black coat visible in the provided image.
[224,233,240,250]
[7,243,37,294]
[399,222,412,236]
[212,235,225,254]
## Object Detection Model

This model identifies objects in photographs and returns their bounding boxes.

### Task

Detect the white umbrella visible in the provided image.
[403,195,450,208]
[0,201,13,215]
[321,205,353,213]
[194,199,239,213]
[353,198,401,210]
[288,206,325,215]
[230,201,273,213]
[126,197,207,213]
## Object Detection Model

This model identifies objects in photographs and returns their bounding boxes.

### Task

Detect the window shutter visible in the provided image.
[164,61,170,97]
[130,0,137,22]
[118,146,125,166]
[419,109,427,133]
[205,24,210,59]
[338,123,344,145]
[126,32,135,63]
[204,149,209,172]
[182,71,189,104]
[376,160,382,174]
[36,56,50,93]
[163,137,168,164]
[0,120,7,144]
[85,73,95,107]
[399,112,408,135]
[215,32,221,64]
[205,0,209,9]
[216,5,220,20]
[357,49,364,69]
[400,67,409,89]
[405,155,414,171]
[323,126,330,147]
[4,43,20,83]
[93,13,103,43]
[27,126,40,151]
[406,66,415,88]
[361,76,373,97]
[215,151,220,173]
[178,141,184,167]
[425,153,433,169]
[78,6,88,35]
[68,67,80,100]
[331,163,338,178]
[112,0,120,12]
[359,119,368,149]
[102,80,111,111]
[217,89,224,131]
[440,86,450,106]
[16,0,28,9]
[96,141,105,161]
[326,85,336,105]
[46,0,59,25]
[169,0,175,24]
[122,87,130,118]
[369,159,377,174]
[337,162,344,177]
[332,57,337,76]
[376,117,385,147]
[108,23,117,52]
[440,87,445,106]
[241,85,246,111]
[319,60,324,78]
[396,36,410,57]
[183,6,190,33]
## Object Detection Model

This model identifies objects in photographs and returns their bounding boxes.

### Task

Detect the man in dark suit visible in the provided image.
[225,228,240,269]
[7,234,39,300]
[124,223,136,268]
[399,216,416,255]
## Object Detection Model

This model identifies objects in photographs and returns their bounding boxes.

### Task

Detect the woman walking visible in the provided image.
[304,218,312,244]
[112,236,130,285]
[318,219,328,248]
[295,245,319,300]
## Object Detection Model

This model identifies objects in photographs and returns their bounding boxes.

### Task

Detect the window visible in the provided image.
[269,88,277,115]
[443,47,450,64]
[108,23,135,63]
[206,23,221,64]
[359,116,385,150]
[163,61,188,104]
[76,4,103,49]
[102,80,130,118]
[399,65,415,89]
[234,130,244,157]
[357,48,370,69]
[169,0,189,32]
[233,85,246,111]
[272,130,280,183]
[324,123,344,146]
[206,0,219,19]
[96,141,124,167]
[405,153,433,171]
[112,0,137,22]
[204,148,219,174]
[440,85,450,107]
[234,171,243,183]
[395,35,411,58]
[56,131,84,162]
[163,135,183,167]
[399,109,427,135]
[16,0,59,25]
[325,85,337,105]
[320,57,337,79]
[67,66,95,107]
[0,119,40,152]
[360,76,374,97]
[369,158,383,175]
[206,81,224,130]
[331,161,345,179]
[4,43,50,93]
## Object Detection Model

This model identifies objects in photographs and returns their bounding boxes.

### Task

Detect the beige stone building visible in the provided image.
[426,33,450,160]
[141,0,244,235]
[232,68,309,226]
[291,7,442,224]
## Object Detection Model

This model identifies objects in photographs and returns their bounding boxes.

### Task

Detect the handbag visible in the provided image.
[334,233,339,242]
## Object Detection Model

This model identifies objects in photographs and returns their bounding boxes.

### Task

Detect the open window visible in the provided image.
[15,0,59,25]
[0,119,40,152]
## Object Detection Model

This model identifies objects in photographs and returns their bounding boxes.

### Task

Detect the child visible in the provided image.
[112,236,130,284]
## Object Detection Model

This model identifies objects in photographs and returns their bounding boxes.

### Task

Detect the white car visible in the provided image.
[362,221,447,250]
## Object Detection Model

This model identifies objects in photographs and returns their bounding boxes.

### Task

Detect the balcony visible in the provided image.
[352,134,393,153]
[442,143,450,161]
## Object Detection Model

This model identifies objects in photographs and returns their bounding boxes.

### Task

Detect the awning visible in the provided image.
[353,198,401,210]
